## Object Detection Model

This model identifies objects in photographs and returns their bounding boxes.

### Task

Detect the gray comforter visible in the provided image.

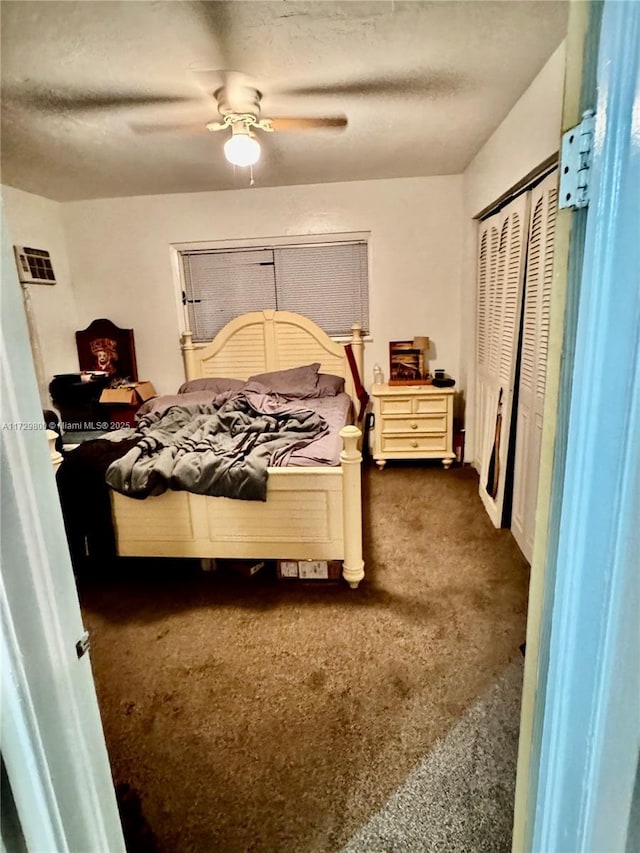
[105,387,328,501]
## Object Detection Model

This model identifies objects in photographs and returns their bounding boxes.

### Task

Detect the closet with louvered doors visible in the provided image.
[475,167,558,551]
[510,170,558,561]
[476,193,530,526]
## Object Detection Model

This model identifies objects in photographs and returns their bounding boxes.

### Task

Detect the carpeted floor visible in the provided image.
[342,656,525,852]
[79,462,530,852]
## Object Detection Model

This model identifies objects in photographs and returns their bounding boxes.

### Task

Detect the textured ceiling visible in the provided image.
[0,0,568,201]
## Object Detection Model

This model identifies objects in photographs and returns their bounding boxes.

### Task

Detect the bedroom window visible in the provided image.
[180,240,369,342]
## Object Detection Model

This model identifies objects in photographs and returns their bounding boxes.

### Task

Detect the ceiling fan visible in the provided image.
[132,69,348,169]
[207,72,347,167]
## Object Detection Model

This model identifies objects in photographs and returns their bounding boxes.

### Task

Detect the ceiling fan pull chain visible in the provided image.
[249,165,255,187]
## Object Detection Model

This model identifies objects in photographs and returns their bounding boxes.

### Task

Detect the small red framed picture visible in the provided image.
[76,319,138,382]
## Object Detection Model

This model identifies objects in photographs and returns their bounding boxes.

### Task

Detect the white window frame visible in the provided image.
[170,231,371,343]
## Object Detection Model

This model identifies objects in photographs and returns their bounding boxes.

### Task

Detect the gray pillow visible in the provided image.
[248,363,320,397]
[178,377,245,395]
[316,373,345,397]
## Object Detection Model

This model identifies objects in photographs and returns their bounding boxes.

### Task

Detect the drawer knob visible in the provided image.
[411,440,418,448]
[411,422,418,429]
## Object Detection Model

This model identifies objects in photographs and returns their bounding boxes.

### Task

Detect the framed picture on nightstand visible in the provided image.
[389,341,423,384]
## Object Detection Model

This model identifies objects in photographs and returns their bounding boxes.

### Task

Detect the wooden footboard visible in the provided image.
[111,426,364,587]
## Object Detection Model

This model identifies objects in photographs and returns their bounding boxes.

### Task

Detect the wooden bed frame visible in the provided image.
[108,310,366,588]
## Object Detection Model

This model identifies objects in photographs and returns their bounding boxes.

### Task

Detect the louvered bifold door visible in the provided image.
[476,193,530,527]
[511,170,558,560]
[475,220,497,471]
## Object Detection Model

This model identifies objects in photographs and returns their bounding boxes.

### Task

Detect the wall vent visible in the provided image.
[14,245,57,285]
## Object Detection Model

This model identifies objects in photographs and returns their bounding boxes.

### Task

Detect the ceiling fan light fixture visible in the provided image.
[223,123,261,167]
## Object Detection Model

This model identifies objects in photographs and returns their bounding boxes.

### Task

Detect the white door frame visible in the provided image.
[0,212,125,851]
[515,1,640,848]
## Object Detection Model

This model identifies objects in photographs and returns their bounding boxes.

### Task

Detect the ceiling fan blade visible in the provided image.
[283,73,462,99]
[13,90,199,112]
[186,0,236,69]
[268,116,348,131]
[129,121,211,135]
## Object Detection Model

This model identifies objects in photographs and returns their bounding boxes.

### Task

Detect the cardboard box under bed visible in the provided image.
[277,559,342,581]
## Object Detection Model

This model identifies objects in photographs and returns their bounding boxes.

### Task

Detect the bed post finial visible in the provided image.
[340,425,364,589]
[350,324,364,388]
[47,430,63,471]
[182,330,197,380]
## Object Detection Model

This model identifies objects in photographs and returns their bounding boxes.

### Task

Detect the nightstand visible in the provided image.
[371,383,455,469]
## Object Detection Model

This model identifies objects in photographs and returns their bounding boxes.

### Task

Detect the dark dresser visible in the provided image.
[49,373,111,431]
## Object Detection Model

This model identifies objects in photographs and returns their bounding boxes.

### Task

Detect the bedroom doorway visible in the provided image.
[1,219,125,851]
[514,0,640,847]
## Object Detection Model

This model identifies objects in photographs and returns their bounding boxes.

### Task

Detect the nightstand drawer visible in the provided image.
[382,434,448,453]
[414,395,448,414]
[382,414,448,434]
[379,396,413,415]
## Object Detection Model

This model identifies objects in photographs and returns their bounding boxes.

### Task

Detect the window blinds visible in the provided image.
[182,249,276,342]
[274,242,368,336]
[181,241,369,341]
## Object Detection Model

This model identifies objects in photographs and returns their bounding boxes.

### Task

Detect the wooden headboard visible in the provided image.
[181,310,364,410]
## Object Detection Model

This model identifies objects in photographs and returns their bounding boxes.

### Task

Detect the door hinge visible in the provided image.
[559,109,596,210]
[75,630,90,659]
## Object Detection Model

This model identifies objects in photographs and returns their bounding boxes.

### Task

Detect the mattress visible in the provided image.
[284,392,353,467]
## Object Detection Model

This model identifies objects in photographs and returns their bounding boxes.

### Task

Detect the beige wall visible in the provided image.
[1,185,79,402]
[460,42,566,462]
[61,176,464,396]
